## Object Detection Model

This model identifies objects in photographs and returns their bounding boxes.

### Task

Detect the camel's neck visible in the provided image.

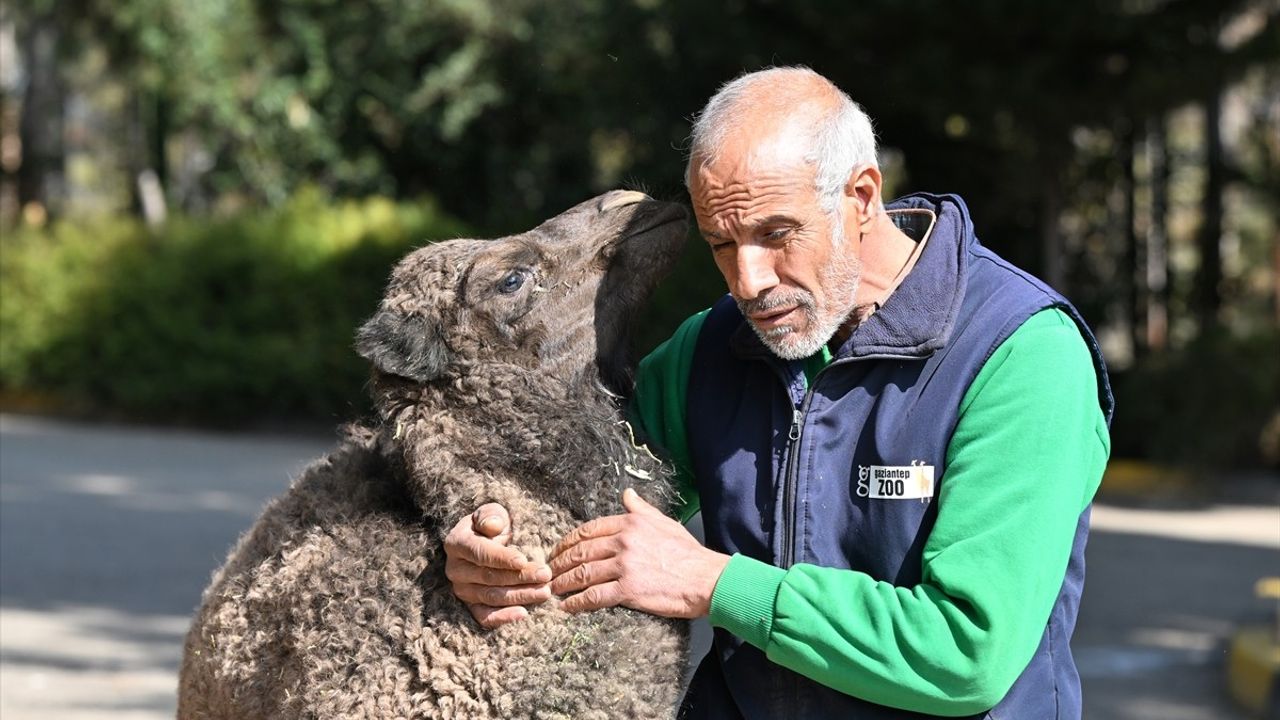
[373,367,674,524]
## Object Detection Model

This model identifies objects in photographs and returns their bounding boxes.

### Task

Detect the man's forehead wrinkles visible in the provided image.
[692,155,816,238]
[697,188,804,230]
[699,170,800,193]
[696,182,795,211]
[700,183,791,203]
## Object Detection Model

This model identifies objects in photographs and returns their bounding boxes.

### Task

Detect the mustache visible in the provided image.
[736,290,815,316]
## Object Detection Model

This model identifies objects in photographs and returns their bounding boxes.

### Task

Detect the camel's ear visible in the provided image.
[355,310,450,383]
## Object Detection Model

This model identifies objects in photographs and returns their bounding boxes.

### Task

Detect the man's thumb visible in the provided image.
[622,488,662,516]
[473,503,512,540]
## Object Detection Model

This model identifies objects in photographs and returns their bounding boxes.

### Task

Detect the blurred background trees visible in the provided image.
[1,0,1277,470]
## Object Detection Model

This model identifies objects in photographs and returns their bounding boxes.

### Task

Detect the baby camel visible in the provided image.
[178,190,691,719]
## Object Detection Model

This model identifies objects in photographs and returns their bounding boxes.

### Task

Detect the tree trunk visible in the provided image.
[1040,170,1064,292]
[150,91,169,190]
[1121,121,1144,358]
[125,89,169,224]
[1146,115,1170,351]
[135,90,169,225]
[16,9,65,219]
[1195,85,1225,334]
[1273,230,1280,329]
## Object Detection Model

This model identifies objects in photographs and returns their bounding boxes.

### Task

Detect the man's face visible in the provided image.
[690,140,861,360]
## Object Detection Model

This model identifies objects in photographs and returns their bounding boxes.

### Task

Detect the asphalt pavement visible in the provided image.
[1,413,1276,719]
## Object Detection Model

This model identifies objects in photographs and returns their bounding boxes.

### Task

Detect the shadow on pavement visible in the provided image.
[1078,527,1278,720]
[0,414,331,720]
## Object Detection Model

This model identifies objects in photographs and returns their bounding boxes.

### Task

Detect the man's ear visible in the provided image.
[355,310,450,382]
[843,163,883,231]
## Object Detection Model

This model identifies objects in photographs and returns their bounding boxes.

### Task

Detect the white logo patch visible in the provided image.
[857,461,935,502]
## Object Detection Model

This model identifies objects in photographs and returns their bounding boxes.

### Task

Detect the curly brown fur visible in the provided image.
[178,191,691,719]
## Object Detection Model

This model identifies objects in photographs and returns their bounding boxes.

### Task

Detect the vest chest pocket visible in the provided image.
[840,461,941,585]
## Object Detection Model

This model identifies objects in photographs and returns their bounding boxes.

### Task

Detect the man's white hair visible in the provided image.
[685,67,878,213]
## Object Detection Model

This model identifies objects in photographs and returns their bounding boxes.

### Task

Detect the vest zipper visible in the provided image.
[781,406,804,567]
[778,358,858,569]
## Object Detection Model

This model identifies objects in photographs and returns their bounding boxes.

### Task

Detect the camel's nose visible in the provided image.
[598,190,651,213]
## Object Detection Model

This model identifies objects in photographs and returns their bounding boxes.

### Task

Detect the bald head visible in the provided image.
[685,67,878,212]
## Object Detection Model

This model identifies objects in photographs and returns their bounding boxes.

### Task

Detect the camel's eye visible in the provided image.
[498,270,526,294]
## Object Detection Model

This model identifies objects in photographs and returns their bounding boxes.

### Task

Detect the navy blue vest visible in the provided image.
[680,194,1113,720]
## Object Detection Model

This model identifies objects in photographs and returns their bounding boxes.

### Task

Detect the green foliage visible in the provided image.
[0,191,468,423]
[11,0,1278,462]
[1111,331,1280,470]
[43,0,1275,246]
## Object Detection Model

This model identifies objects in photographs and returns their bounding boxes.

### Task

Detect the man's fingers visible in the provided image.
[550,559,620,596]
[446,556,551,586]
[551,515,626,560]
[470,603,529,629]
[547,536,619,576]
[468,541,532,571]
[560,581,624,613]
[454,581,553,607]
[472,503,512,542]
[444,528,529,571]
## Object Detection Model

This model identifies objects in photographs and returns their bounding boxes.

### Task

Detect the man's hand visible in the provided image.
[443,503,552,629]
[549,488,731,618]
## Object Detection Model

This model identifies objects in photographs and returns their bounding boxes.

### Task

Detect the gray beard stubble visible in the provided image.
[736,249,861,361]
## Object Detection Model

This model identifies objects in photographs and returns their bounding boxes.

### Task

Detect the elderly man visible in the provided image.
[444,67,1112,718]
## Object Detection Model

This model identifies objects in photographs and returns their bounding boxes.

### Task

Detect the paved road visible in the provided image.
[1,414,1276,719]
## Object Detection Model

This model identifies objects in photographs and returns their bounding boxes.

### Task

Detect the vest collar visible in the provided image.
[730,192,972,361]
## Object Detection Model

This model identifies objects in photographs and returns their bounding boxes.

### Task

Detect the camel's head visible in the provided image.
[356,190,687,398]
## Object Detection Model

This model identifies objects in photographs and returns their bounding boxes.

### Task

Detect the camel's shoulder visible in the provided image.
[283,425,418,522]
[201,425,430,603]
[181,427,438,718]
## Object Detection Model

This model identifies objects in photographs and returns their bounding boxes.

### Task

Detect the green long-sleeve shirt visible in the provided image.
[630,307,1110,715]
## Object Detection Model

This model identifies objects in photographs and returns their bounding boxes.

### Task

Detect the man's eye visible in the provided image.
[764,228,792,242]
[709,240,734,252]
[498,270,526,294]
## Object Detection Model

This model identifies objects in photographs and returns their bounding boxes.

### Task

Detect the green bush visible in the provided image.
[1110,330,1280,471]
[0,190,469,424]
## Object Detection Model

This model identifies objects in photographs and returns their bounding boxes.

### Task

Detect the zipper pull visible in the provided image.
[789,408,803,441]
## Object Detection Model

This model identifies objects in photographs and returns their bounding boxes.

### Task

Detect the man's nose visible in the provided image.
[732,245,779,300]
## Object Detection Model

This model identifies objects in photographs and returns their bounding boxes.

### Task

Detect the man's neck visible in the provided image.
[828,212,927,349]
[854,214,921,308]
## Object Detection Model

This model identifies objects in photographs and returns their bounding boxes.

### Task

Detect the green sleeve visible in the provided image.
[707,308,1111,715]
[629,309,710,523]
